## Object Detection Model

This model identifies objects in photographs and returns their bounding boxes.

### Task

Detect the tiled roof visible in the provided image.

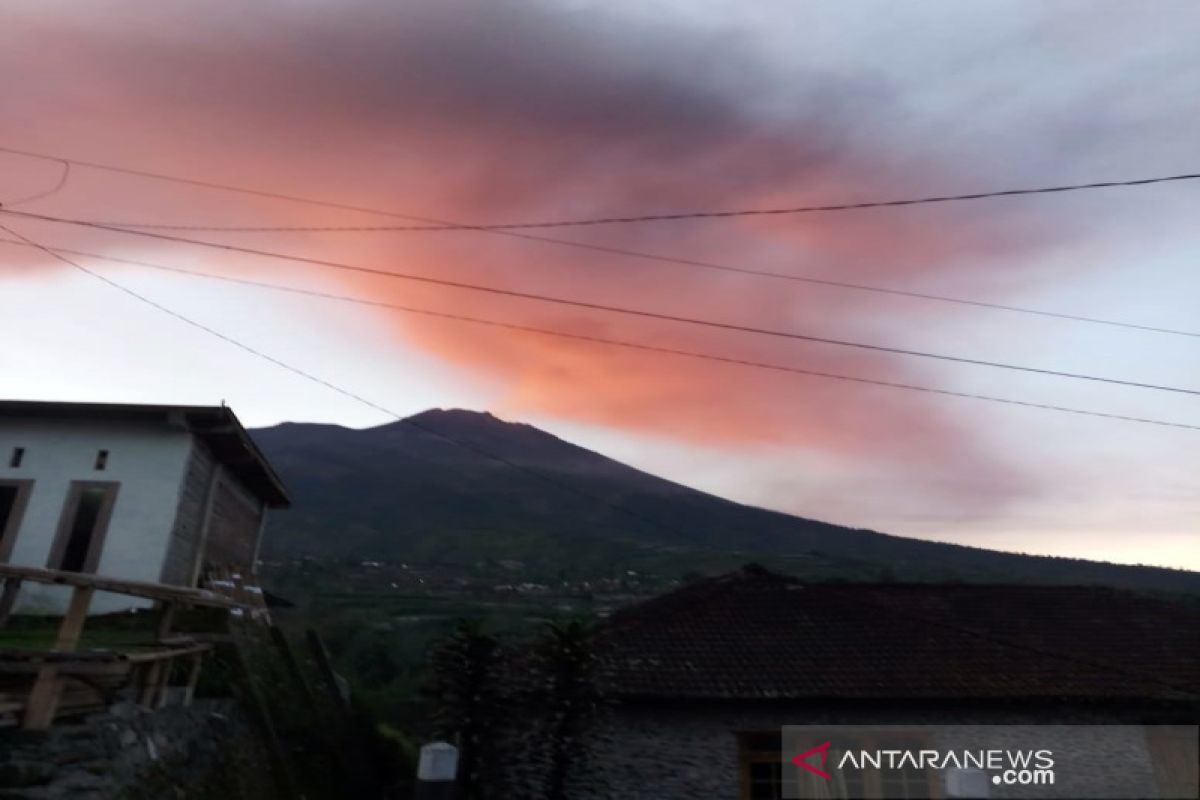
[598,565,1200,702]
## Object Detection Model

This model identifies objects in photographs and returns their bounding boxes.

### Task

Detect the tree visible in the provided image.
[425,619,508,799]
[528,620,603,800]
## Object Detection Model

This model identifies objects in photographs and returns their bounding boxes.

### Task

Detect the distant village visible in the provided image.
[261,554,677,609]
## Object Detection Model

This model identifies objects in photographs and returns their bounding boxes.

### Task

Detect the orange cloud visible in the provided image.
[2,0,1064,506]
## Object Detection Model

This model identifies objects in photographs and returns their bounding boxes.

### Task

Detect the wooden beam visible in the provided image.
[22,666,62,730]
[0,563,244,609]
[0,659,129,677]
[54,586,94,652]
[155,601,177,640]
[124,643,211,664]
[23,586,94,730]
[152,658,173,709]
[139,662,164,708]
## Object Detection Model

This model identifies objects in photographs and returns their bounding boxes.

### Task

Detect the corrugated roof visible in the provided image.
[599,564,1199,702]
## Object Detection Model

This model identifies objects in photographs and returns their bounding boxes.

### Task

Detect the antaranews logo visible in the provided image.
[783,724,1198,800]
[791,741,832,780]
[792,741,1055,787]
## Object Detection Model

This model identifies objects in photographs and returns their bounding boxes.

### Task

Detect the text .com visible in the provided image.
[995,767,1055,786]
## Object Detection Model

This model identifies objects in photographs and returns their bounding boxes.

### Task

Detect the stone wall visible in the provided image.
[0,699,266,800]
[567,701,1183,800]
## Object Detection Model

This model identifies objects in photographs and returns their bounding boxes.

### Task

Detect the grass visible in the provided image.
[0,608,219,653]
[0,627,167,652]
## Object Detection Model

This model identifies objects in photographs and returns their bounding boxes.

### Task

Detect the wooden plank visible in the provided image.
[138,662,163,707]
[0,643,211,670]
[0,660,130,676]
[124,643,211,664]
[0,692,25,716]
[54,586,95,652]
[0,577,22,628]
[152,657,173,709]
[22,664,62,730]
[155,601,177,640]
[22,586,95,730]
[0,563,243,609]
[55,681,107,715]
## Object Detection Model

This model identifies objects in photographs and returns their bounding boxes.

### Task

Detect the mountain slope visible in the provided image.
[250,409,1200,593]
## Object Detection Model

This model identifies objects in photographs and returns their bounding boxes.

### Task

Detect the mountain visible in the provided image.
[250,409,1200,593]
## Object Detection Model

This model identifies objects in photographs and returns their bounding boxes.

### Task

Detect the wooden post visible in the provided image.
[152,657,173,709]
[53,586,93,651]
[138,601,178,707]
[0,577,22,628]
[23,586,94,730]
[155,601,177,641]
[181,653,203,707]
[139,661,164,708]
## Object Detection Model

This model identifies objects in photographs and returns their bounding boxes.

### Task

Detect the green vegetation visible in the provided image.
[194,623,411,799]
[420,618,604,800]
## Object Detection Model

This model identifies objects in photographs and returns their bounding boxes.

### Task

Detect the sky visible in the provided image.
[1,0,1197,569]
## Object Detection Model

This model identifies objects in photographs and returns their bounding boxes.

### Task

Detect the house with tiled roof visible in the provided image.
[572,565,1199,800]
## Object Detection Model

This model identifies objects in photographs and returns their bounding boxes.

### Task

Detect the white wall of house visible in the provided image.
[0,417,192,613]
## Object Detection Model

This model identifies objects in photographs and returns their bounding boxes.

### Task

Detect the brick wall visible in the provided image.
[202,475,263,575]
[160,441,266,585]
[159,442,217,585]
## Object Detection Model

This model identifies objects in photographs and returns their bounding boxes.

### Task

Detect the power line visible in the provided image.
[3,236,1194,432]
[2,143,1197,228]
[5,206,1199,397]
[0,144,1194,339]
[1,159,71,207]
[0,221,713,546]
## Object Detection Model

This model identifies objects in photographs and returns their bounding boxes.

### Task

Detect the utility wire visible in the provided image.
[3,236,1194,433]
[4,206,1198,397]
[0,221,711,546]
[1,159,71,207]
[2,143,1197,228]
[0,144,1194,339]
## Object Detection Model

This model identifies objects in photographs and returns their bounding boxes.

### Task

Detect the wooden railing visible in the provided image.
[0,563,246,730]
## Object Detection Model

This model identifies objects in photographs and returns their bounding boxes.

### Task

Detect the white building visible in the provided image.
[0,401,289,613]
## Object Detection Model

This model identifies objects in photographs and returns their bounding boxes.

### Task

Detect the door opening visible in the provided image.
[0,480,33,562]
[50,482,118,574]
